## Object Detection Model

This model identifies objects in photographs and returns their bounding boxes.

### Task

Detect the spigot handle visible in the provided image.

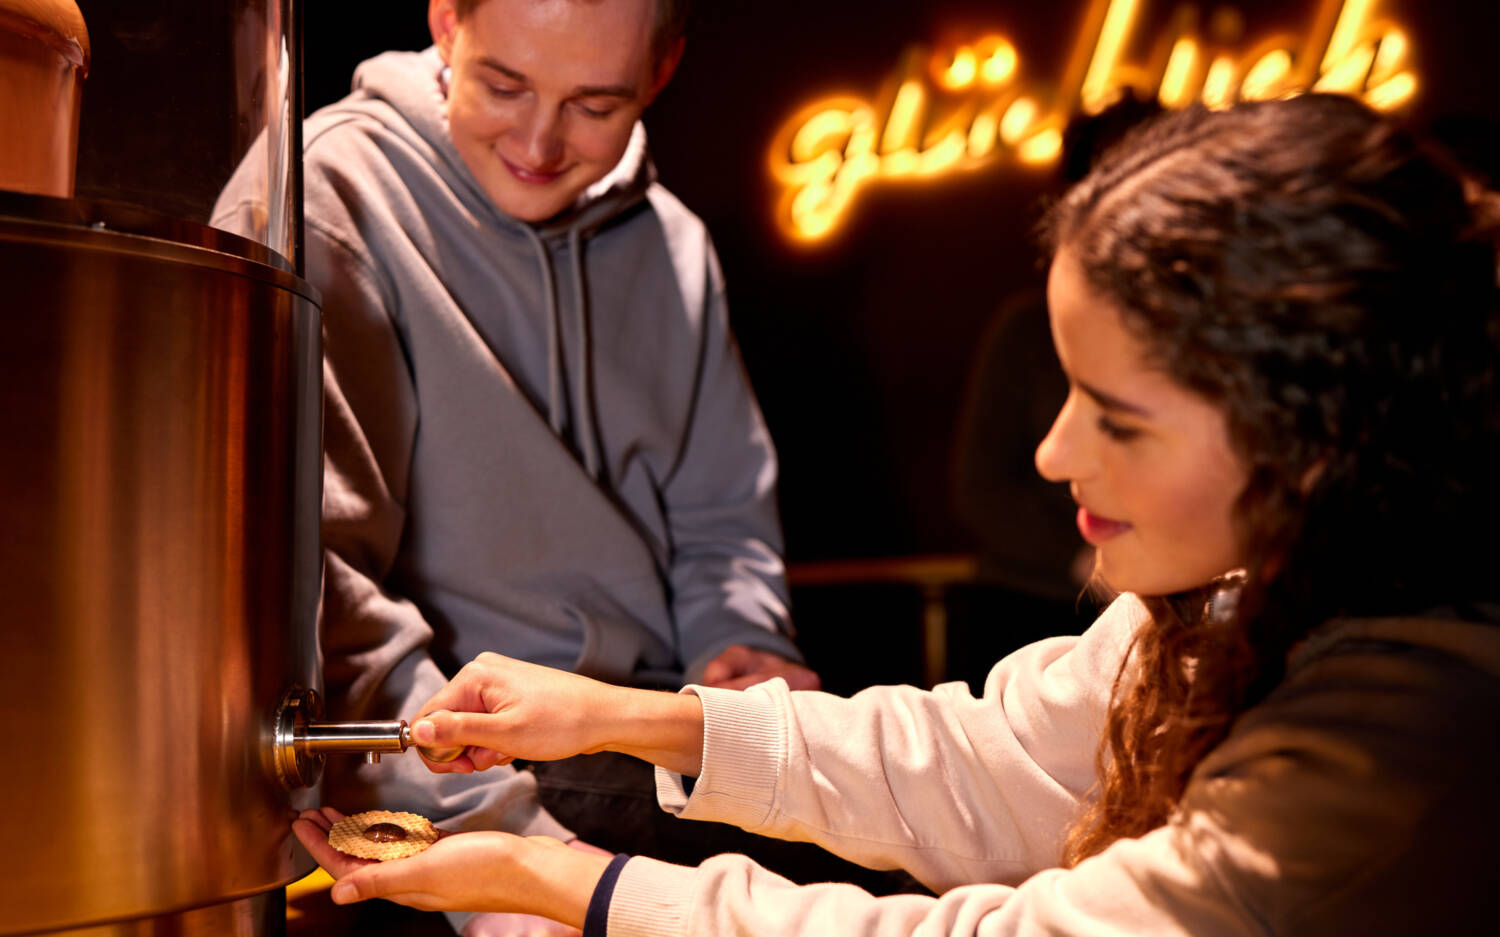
[400,722,465,763]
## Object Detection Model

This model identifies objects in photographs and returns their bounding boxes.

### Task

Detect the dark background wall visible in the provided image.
[73,0,1500,565]
[295,0,1500,570]
[69,0,1500,688]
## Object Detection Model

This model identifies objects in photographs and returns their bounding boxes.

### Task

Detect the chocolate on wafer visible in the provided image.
[327,809,439,861]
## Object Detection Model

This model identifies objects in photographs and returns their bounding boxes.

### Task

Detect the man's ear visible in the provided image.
[429,0,459,64]
[646,37,685,103]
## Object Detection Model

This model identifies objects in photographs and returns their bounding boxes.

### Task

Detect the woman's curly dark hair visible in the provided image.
[1043,94,1500,864]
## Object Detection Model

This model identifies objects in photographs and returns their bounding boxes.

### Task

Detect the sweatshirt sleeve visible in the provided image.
[654,594,1148,889]
[603,821,1257,937]
[605,608,1500,937]
[212,147,573,847]
[603,597,1267,937]
[654,226,803,679]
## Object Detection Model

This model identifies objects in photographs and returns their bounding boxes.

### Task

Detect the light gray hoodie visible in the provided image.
[213,48,803,847]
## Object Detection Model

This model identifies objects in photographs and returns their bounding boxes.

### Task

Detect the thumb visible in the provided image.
[330,867,392,904]
[700,657,728,684]
[415,709,507,751]
[702,645,750,684]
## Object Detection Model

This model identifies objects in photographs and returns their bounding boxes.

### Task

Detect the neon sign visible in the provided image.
[770,0,1417,243]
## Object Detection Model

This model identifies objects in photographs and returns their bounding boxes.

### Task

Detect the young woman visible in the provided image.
[294,94,1500,936]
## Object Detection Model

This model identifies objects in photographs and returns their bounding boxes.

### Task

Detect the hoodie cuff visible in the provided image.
[654,681,786,831]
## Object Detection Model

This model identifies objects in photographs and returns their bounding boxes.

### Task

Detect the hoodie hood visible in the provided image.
[345,46,657,241]
[1291,608,1500,681]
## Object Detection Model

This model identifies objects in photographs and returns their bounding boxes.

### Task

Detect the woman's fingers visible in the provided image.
[416,745,511,774]
[294,807,344,834]
[328,833,490,909]
[408,656,622,771]
[411,711,522,773]
[413,656,509,721]
[469,747,513,771]
[418,749,479,774]
[292,817,375,880]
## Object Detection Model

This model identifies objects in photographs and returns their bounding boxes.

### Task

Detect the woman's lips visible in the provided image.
[1076,506,1131,544]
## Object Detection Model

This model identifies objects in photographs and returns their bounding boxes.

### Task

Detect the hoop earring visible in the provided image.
[1206,569,1247,625]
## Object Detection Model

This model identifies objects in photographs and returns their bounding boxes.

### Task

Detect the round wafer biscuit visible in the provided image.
[328,810,440,861]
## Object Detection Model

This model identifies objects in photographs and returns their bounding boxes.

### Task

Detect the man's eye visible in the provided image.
[1096,416,1141,441]
[486,85,523,98]
[574,101,616,119]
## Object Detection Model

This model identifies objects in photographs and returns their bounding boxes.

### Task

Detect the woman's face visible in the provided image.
[1035,247,1250,596]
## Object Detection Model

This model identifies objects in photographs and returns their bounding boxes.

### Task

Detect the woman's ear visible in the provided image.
[429,0,460,64]
[1299,457,1328,494]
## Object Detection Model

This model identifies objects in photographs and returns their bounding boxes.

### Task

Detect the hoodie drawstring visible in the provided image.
[523,225,567,441]
[568,226,600,480]
[522,224,601,480]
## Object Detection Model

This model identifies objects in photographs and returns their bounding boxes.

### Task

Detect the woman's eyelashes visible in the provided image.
[1097,415,1142,441]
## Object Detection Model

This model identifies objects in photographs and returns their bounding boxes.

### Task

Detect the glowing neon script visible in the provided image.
[770,0,1417,243]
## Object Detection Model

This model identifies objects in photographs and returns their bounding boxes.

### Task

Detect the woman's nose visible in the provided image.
[1035,392,1086,483]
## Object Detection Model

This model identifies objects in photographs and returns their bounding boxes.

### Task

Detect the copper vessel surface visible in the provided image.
[0,193,321,935]
[0,0,89,196]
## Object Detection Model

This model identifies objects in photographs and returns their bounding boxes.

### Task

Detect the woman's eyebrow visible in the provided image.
[1080,380,1152,417]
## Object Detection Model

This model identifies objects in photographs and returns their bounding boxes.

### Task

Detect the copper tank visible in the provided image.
[0,0,89,196]
[0,192,323,935]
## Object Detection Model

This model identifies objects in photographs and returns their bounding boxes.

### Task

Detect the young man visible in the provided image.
[216,0,821,932]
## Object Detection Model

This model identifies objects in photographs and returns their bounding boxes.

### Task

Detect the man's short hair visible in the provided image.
[451,0,689,68]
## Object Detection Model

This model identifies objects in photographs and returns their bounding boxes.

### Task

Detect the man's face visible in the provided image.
[429,0,677,222]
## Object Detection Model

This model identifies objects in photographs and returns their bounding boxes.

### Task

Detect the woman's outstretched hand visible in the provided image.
[292,807,610,928]
[411,653,620,772]
[410,652,706,778]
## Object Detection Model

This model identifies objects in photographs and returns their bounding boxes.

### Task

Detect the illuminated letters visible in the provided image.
[770,0,1418,242]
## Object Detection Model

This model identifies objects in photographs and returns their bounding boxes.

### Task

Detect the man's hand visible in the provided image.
[291,807,611,928]
[700,645,821,691]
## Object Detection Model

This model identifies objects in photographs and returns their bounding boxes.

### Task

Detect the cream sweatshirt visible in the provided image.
[603,594,1500,936]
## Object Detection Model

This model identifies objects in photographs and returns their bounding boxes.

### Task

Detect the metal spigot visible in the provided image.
[300,720,466,764]
[271,688,465,789]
